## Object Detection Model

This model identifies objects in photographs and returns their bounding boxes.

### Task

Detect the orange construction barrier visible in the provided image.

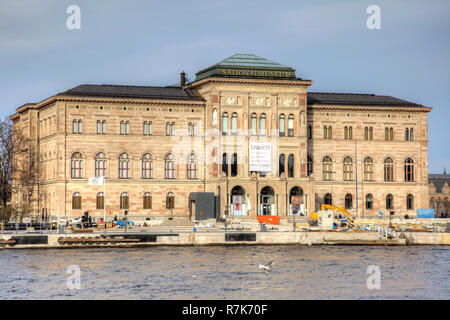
[257,215,280,225]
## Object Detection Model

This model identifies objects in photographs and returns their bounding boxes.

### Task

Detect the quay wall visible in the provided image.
[3,230,450,249]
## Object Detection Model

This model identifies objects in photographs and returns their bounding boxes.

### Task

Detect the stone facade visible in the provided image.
[429,173,450,217]
[10,54,432,220]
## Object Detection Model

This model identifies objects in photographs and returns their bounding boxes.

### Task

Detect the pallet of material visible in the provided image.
[58,237,141,244]
[73,229,94,233]
[0,239,16,245]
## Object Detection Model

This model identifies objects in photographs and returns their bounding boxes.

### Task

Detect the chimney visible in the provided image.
[180,71,186,87]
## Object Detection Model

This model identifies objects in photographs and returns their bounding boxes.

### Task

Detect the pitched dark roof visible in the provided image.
[57,84,204,101]
[429,174,450,193]
[307,92,425,108]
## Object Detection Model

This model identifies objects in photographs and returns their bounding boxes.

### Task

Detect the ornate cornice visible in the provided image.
[188,77,312,89]
[307,104,431,113]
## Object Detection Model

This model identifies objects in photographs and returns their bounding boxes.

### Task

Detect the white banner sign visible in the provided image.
[249,142,272,172]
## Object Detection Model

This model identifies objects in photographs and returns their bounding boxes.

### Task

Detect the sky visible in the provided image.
[0,0,448,173]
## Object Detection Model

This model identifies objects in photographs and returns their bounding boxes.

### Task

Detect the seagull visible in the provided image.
[258,260,276,275]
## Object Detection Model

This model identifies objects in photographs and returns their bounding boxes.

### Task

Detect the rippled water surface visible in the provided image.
[0,246,448,299]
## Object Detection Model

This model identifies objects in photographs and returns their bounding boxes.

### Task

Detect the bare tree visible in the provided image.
[0,118,13,222]
[12,126,39,221]
[0,118,39,223]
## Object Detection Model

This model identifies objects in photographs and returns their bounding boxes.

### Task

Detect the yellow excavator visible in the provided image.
[320,204,356,229]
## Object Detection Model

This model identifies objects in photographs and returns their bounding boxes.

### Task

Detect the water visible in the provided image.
[0,246,448,299]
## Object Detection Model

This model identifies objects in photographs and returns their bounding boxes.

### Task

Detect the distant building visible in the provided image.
[429,171,450,217]
[10,54,432,220]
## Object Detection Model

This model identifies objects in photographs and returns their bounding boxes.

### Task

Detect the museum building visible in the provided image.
[10,54,432,220]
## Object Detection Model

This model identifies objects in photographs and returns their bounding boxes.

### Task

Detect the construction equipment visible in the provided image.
[320,204,356,229]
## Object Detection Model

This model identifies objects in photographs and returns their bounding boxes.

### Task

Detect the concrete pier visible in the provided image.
[1,230,449,249]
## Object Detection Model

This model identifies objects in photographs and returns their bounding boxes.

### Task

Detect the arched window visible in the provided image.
[97,120,102,134]
[95,152,107,177]
[364,157,374,181]
[142,153,153,179]
[231,113,238,135]
[344,126,352,140]
[120,121,125,135]
[72,119,77,133]
[409,128,414,141]
[119,153,130,179]
[405,128,409,141]
[406,194,414,210]
[71,152,83,178]
[279,114,285,137]
[231,153,238,177]
[143,192,152,209]
[222,112,228,135]
[165,153,175,179]
[389,127,394,140]
[366,194,373,209]
[72,192,81,210]
[365,127,373,140]
[386,194,394,210]
[343,157,353,181]
[279,154,285,177]
[187,153,198,179]
[125,121,130,135]
[78,120,83,134]
[148,121,152,135]
[384,157,394,182]
[120,192,129,210]
[259,113,266,136]
[96,192,104,210]
[166,122,170,136]
[323,156,333,181]
[345,193,353,209]
[143,121,148,135]
[324,193,332,205]
[324,126,332,139]
[166,192,175,209]
[251,113,257,136]
[171,122,175,135]
[288,114,294,136]
[188,122,193,136]
[307,155,313,176]
[222,153,228,176]
[288,154,294,177]
[102,120,107,134]
[404,158,414,182]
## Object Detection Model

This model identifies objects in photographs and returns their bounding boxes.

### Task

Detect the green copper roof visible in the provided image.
[213,54,291,69]
[195,54,298,81]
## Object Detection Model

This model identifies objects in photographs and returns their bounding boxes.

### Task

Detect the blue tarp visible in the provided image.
[417,209,435,218]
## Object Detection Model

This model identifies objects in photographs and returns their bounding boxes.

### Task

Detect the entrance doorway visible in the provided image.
[289,186,304,216]
[260,186,275,216]
[231,186,247,216]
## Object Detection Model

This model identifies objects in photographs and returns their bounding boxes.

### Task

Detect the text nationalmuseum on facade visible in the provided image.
[10,54,431,220]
